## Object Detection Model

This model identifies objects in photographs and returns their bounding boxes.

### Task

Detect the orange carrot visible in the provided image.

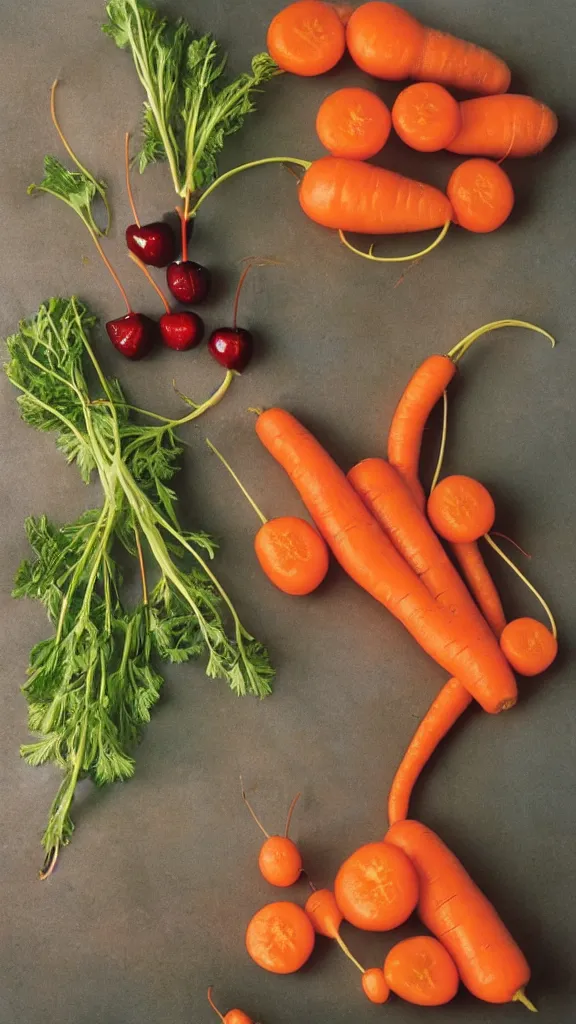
[447,94,558,157]
[428,475,496,543]
[384,935,460,1006]
[246,901,315,973]
[255,408,517,713]
[299,156,452,234]
[207,988,253,1024]
[500,617,558,676]
[452,541,507,637]
[207,439,329,596]
[346,2,511,95]
[392,83,461,152]
[267,1,346,76]
[448,158,515,233]
[385,820,536,1009]
[305,890,390,1002]
[316,87,391,160]
[241,782,303,887]
[388,678,472,825]
[335,841,419,931]
[362,968,390,1004]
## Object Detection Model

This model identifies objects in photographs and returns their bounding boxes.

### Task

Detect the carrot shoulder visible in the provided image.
[256,409,517,714]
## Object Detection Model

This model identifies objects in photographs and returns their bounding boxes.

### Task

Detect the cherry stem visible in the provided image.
[284,792,301,838]
[240,776,271,839]
[50,79,111,234]
[125,132,141,227]
[128,251,171,313]
[207,987,226,1023]
[430,389,449,494]
[333,931,365,974]
[484,533,558,639]
[181,190,191,262]
[339,219,450,264]
[447,320,555,363]
[89,229,132,314]
[205,439,268,525]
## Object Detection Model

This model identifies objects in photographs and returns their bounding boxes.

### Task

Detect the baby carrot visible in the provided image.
[334,841,419,931]
[448,158,515,233]
[267,1,346,76]
[500,617,558,676]
[316,87,391,160]
[241,781,303,887]
[428,475,496,543]
[392,83,461,152]
[384,935,460,1006]
[246,901,315,973]
[207,988,253,1024]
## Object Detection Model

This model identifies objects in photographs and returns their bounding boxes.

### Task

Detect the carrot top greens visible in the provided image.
[103,0,280,197]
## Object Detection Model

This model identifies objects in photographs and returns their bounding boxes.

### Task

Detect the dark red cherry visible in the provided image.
[166,261,211,304]
[125,222,176,268]
[208,328,253,373]
[105,313,156,360]
[160,311,204,351]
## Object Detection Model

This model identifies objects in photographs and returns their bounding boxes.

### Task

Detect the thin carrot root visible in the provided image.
[206,439,268,525]
[240,777,271,839]
[447,320,555,363]
[491,532,532,559]
[333,930,365,973]
[338,219,450,264]
[484,534,557,639]
[207,987,226,1023]
[284,791,301,838]
[514,988,538,1012]
[39,845,59,881]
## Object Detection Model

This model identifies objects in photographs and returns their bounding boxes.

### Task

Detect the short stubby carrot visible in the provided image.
[428,475,496,543]
[255,408,517,713]
[388,677,473,825]
[298,156,452,234]
[384,935,460,1006]
[385,820,535,1008]
[246,901,315,974]
[452,541,507,638]
[448,158,515,233]
[316,87,392,160]
[267,1,347,76]
[500,617,558,676]
[254,517,329,595]
[447,94,558,158]
[335,841,419,931]
[346,2,511,94]
[392,83,462,153]
[207,987,254,1024]
[362,968,390,1004]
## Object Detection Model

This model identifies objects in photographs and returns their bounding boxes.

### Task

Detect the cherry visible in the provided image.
[106,313,156,360]
[160,311,204,351]
[208,328,253,372]
[166,260,211,305]
[126,222,176,268]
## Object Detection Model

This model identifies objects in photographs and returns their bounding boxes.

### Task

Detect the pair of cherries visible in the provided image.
[106,219,252,372]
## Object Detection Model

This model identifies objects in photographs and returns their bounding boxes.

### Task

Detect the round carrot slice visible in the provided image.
[500,617,558,676]
[448,158,515,233]
[267,1,346,77]
[335,841,418,931]
[246,901,315,974]
[316,87,391,160]
[384,935,460,1006]
[393,83,461,152]
[428,475,496,543]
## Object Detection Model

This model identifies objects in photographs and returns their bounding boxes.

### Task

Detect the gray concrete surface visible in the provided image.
[0,1,574,1021]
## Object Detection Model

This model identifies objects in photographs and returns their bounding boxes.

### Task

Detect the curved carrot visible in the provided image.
[385,820,535,1009]
[453,541,506,637]
[447,94,558,158]
[299,156,452,234]
[267,1,346,76]
[255,408,517,713]
[448,158,515,234]
[388,678,472,825]
[346,3,511,95]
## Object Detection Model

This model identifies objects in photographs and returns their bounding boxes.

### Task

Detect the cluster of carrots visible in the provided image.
[206,317,557,1017]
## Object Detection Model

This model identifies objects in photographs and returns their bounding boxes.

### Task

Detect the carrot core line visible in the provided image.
[206,439,268,525]
[284,792,301,838]
[484,533,557,639]
[338,219,450,264]
[240,776,271,839]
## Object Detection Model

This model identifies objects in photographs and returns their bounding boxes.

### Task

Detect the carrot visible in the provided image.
[207,987,253,1024]
[392,83,461,153]
[206,439,329,596]
[428,475,496,543]
[447,94,558,158]
[316,87,391,160]
[298,156,452,234]
[241,781,303,887]
[452,541,507,637]
[362,969,391,1004]
[500,617,558,676]
[384,935,460,1006]
[255,408,517,713]
[334,841,419,931]
[305,889,389,1002]
[387,321,555,512]
[246,901,315,973]
[448,158,515,233]
[385,820,536,1009]
[388,678,473,826]
[346,2,511,95]
[267,1,346,76]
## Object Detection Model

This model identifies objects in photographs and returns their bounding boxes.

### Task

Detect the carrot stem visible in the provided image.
[51,79,111,234]
[170,372,234,428]
[39,844,59,881]
[447,320,555,363]
[338,219,450,264]
[127,251,171,313]
[284,792,301,838]
[207,987,226,1023]
[333,931,365,973]
[189,157,312,219]
[513,988,538,1013]
[206,439,268,525]
[88,228,132,314]
[484,534,557,639]
[124,132,141,227]
[240,777,271,839]
[430,389,448,493]
[133,526,149,608]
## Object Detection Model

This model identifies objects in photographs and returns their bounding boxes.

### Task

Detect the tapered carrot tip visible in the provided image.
[514,988,538,1012]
